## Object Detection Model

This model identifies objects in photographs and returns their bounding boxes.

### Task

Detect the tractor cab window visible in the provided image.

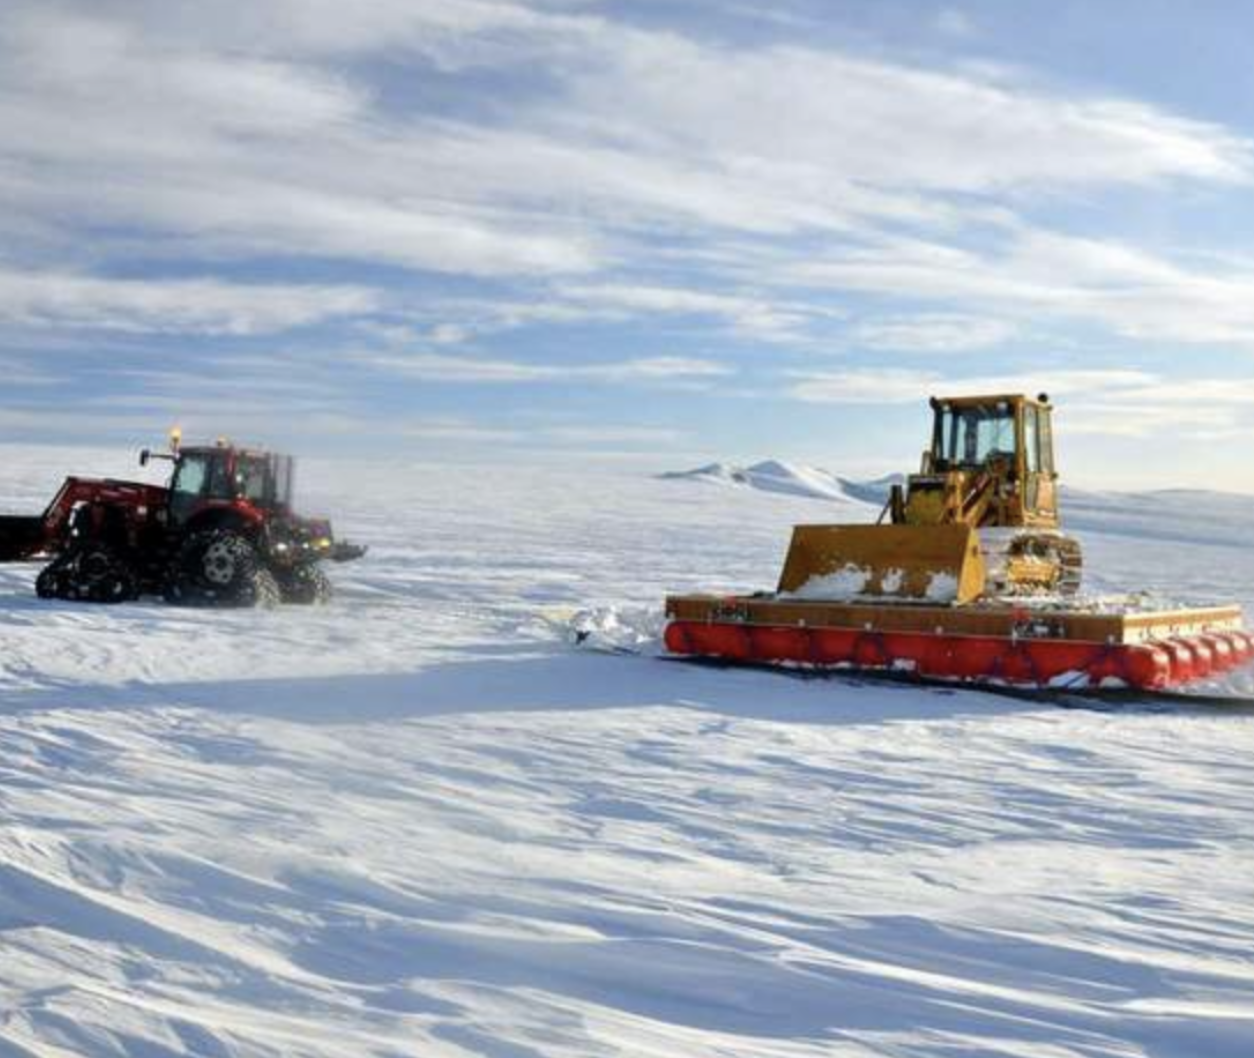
[271,455,294,509]
[170,454,207,499]
[235,456,272,505]
[936,403,1017,470]
[169,452,232,523]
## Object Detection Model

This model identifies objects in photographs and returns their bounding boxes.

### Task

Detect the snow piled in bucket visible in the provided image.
[783,566,959,602]
[784,564,872,600]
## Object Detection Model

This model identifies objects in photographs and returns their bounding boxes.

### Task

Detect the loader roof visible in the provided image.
[932,392,1050,408]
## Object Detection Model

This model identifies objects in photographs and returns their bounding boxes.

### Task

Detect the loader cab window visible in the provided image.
[1039,406,1056,475]
[1024,405,1041,473]
[936,403,1017,471]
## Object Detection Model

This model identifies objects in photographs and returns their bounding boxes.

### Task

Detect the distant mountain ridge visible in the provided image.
[662,460,1254,550]
[659,460,901,508]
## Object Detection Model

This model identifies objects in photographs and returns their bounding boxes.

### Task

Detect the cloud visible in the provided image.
[395,418,688,450]
[368,351,731,384]
[789,228,1254,349]
[555,283,817,342]
[572,35,1251,197]
[785,365,1254,440]
[2,0,1248,293]
[786,367,1155,404]
[849,314,1017,353]
[2,0,1254,477]
[0,270,378,335]
[89,0,588,62]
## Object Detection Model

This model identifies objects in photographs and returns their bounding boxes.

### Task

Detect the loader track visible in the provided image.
[981,530,1083,598]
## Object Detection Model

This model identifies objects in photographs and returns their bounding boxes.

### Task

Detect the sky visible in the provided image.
[3,0,1254,489]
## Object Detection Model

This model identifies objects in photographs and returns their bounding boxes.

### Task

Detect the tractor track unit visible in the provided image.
[0,429,364,607]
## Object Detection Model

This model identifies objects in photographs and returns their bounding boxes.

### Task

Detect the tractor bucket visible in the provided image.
[776,524,987,605]
[0,515,46,561]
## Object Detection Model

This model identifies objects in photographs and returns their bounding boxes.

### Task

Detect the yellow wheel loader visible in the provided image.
[778,393,1081,605]
[664,393,1252,692]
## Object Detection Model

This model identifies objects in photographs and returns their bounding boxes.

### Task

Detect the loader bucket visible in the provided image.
[0,515,46,562]
[776,524,987,605]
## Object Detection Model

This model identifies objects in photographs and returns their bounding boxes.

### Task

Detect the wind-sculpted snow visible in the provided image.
[2,447,1254,1056]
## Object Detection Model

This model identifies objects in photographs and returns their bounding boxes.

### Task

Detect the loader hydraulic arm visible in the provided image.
[38,477,169,547]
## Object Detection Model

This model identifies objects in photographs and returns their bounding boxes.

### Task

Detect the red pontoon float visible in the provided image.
[664,594,1252,691]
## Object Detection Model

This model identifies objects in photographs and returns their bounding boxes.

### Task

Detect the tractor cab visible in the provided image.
[165,446,294,527]
[141,431,295,529]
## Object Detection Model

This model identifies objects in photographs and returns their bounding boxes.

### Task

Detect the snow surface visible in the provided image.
[3,446,1254,1057]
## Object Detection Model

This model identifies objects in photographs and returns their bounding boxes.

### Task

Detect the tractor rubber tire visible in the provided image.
[167,529,271,608]
[279,565,332,605]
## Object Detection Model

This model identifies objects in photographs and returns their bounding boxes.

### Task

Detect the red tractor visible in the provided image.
[0,431,364,606]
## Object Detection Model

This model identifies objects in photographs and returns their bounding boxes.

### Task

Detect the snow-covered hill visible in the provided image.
[660,459,899,508]
[664,458,1254,555]
[3,447,1254,1057]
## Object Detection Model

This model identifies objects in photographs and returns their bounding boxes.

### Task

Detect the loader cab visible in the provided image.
[927,394,1058,524]
[166,446,295,527]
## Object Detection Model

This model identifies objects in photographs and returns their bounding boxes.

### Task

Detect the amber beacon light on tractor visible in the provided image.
[664,394,1254,691]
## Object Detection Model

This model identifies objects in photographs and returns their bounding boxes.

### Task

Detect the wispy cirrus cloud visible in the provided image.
[0,270,377,335]
[785,364,1254,440]
[848,314,1018,353]
[367,351,731,385]
[2,1,1248,289]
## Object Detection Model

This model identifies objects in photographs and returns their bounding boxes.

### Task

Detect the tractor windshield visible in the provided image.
[936,403,1016,470]
[168,451,231,524]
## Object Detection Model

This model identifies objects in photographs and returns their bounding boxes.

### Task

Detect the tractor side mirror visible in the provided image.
[139,449,150,467]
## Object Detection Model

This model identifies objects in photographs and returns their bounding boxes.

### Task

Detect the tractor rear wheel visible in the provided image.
[167,529,274,608]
